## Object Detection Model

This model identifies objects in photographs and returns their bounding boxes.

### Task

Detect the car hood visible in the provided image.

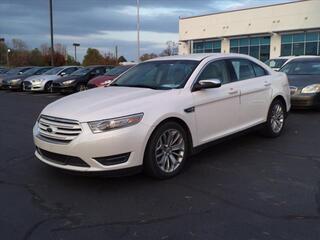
[27,74,59,82]
[54,75,83,83]
[89,75,116,84]
[287,75,320,88]
[3,74,31,81]
[41,86,178,122]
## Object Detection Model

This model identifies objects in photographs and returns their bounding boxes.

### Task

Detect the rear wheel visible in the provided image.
[144,122,188,179]
[261,99,286,138]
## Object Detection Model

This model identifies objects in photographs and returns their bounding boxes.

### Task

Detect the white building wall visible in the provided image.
[179,0,320,57]
[178,41,190,55]
[270,33,281,59]
[221,38,230,54]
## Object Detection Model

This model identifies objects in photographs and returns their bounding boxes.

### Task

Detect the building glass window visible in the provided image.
[193,40,221,54]
[281,32,320,56]
[229,36,270,61]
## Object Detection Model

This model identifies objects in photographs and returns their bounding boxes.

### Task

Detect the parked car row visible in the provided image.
[0,64,136,93]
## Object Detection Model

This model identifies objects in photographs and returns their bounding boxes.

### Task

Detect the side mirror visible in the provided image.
[192,79,221,92]
[60,72,67,76]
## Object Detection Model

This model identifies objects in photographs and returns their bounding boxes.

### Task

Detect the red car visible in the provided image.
[87,65,135,88]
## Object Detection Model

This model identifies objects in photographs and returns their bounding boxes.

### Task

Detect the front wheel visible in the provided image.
[261,99,286,138]
[76,83,87,92]
[44,81,53,93]
[144,122,189,179]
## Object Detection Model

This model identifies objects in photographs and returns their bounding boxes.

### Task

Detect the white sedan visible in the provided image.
[33,53,290,179]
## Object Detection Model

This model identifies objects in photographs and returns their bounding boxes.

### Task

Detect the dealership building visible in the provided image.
[179,0,320,62]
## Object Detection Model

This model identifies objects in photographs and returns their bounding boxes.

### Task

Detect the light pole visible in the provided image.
[7,49,11,67]
[73,43,80,63]
[49,0,54,66]
[0,38,4,66]
[136,0,140,62]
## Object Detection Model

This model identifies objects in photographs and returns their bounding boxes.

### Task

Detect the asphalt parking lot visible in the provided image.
[0,90,320,240]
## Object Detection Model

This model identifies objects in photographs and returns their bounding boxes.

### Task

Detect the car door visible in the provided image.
[192,59,241,145]
[229,58,272,129]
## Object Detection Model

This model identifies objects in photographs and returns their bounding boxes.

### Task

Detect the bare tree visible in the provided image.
[12,39,28,51]
[160,41,178,56]
[140,53,158,61]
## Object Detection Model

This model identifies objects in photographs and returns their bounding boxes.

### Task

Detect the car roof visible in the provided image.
[289,56,320,62]
[146,53,257,62]
[83,65,107,68]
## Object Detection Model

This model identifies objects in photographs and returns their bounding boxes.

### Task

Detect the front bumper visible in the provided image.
[7,81,22,90]
[1,83,10,90]
[23,81,45,91]
[33,121,150,172]
[52,82,76,93]
[291,93,320,109]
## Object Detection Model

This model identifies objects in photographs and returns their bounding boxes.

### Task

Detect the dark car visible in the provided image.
[280,57,320,109]
[0,66,33,88]
[2,66,53,90]
[52,65,110,93]
[87,65,135,89]
[0,68,8,74]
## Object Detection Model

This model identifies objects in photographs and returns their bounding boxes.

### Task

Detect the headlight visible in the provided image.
[32,79,42,83]
[88,113,144,133]
[99,80,112,86]
[301,84,320,94]
[63,80,75,85]
[10,78,21,83]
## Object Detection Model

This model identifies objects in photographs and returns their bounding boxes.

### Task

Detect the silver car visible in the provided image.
[23,66,81,92]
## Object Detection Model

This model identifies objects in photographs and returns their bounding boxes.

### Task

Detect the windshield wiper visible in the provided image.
[111,84,168,90]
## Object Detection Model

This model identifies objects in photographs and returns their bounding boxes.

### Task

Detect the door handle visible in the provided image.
[264,82,271,87]
[228,90,238,95]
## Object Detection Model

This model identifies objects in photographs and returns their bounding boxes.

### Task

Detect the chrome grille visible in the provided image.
[38,115,82,143]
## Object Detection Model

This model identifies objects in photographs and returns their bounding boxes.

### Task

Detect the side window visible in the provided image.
[96,67,105,75]
[252,63,268,77]
[63,67,77,75]
[230,59,256,81]
[198,60,231,84]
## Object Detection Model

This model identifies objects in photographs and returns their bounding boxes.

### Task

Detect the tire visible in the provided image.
[76,83,87,92]
[44,81,53,93]
[144,121,189,179]
[260,99,286,138]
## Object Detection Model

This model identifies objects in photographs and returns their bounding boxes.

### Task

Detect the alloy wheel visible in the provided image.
[270,103,284,133]
[155,129,185,173]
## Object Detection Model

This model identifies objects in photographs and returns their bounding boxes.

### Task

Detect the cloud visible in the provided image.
[0,0,291,61]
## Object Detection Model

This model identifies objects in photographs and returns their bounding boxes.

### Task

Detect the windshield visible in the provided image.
[0,69,8,74]
[265,59,287,69]
[44,67,64,75]
[23,67,41,75]
[105,66,132,76]
[71,67,94,76]
[111,60,199,90]
[37,67,53,75]
[280,61,320,75]
[6,67,27,75]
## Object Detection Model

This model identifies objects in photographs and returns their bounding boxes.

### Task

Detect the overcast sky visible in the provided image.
[1,0,292,61]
